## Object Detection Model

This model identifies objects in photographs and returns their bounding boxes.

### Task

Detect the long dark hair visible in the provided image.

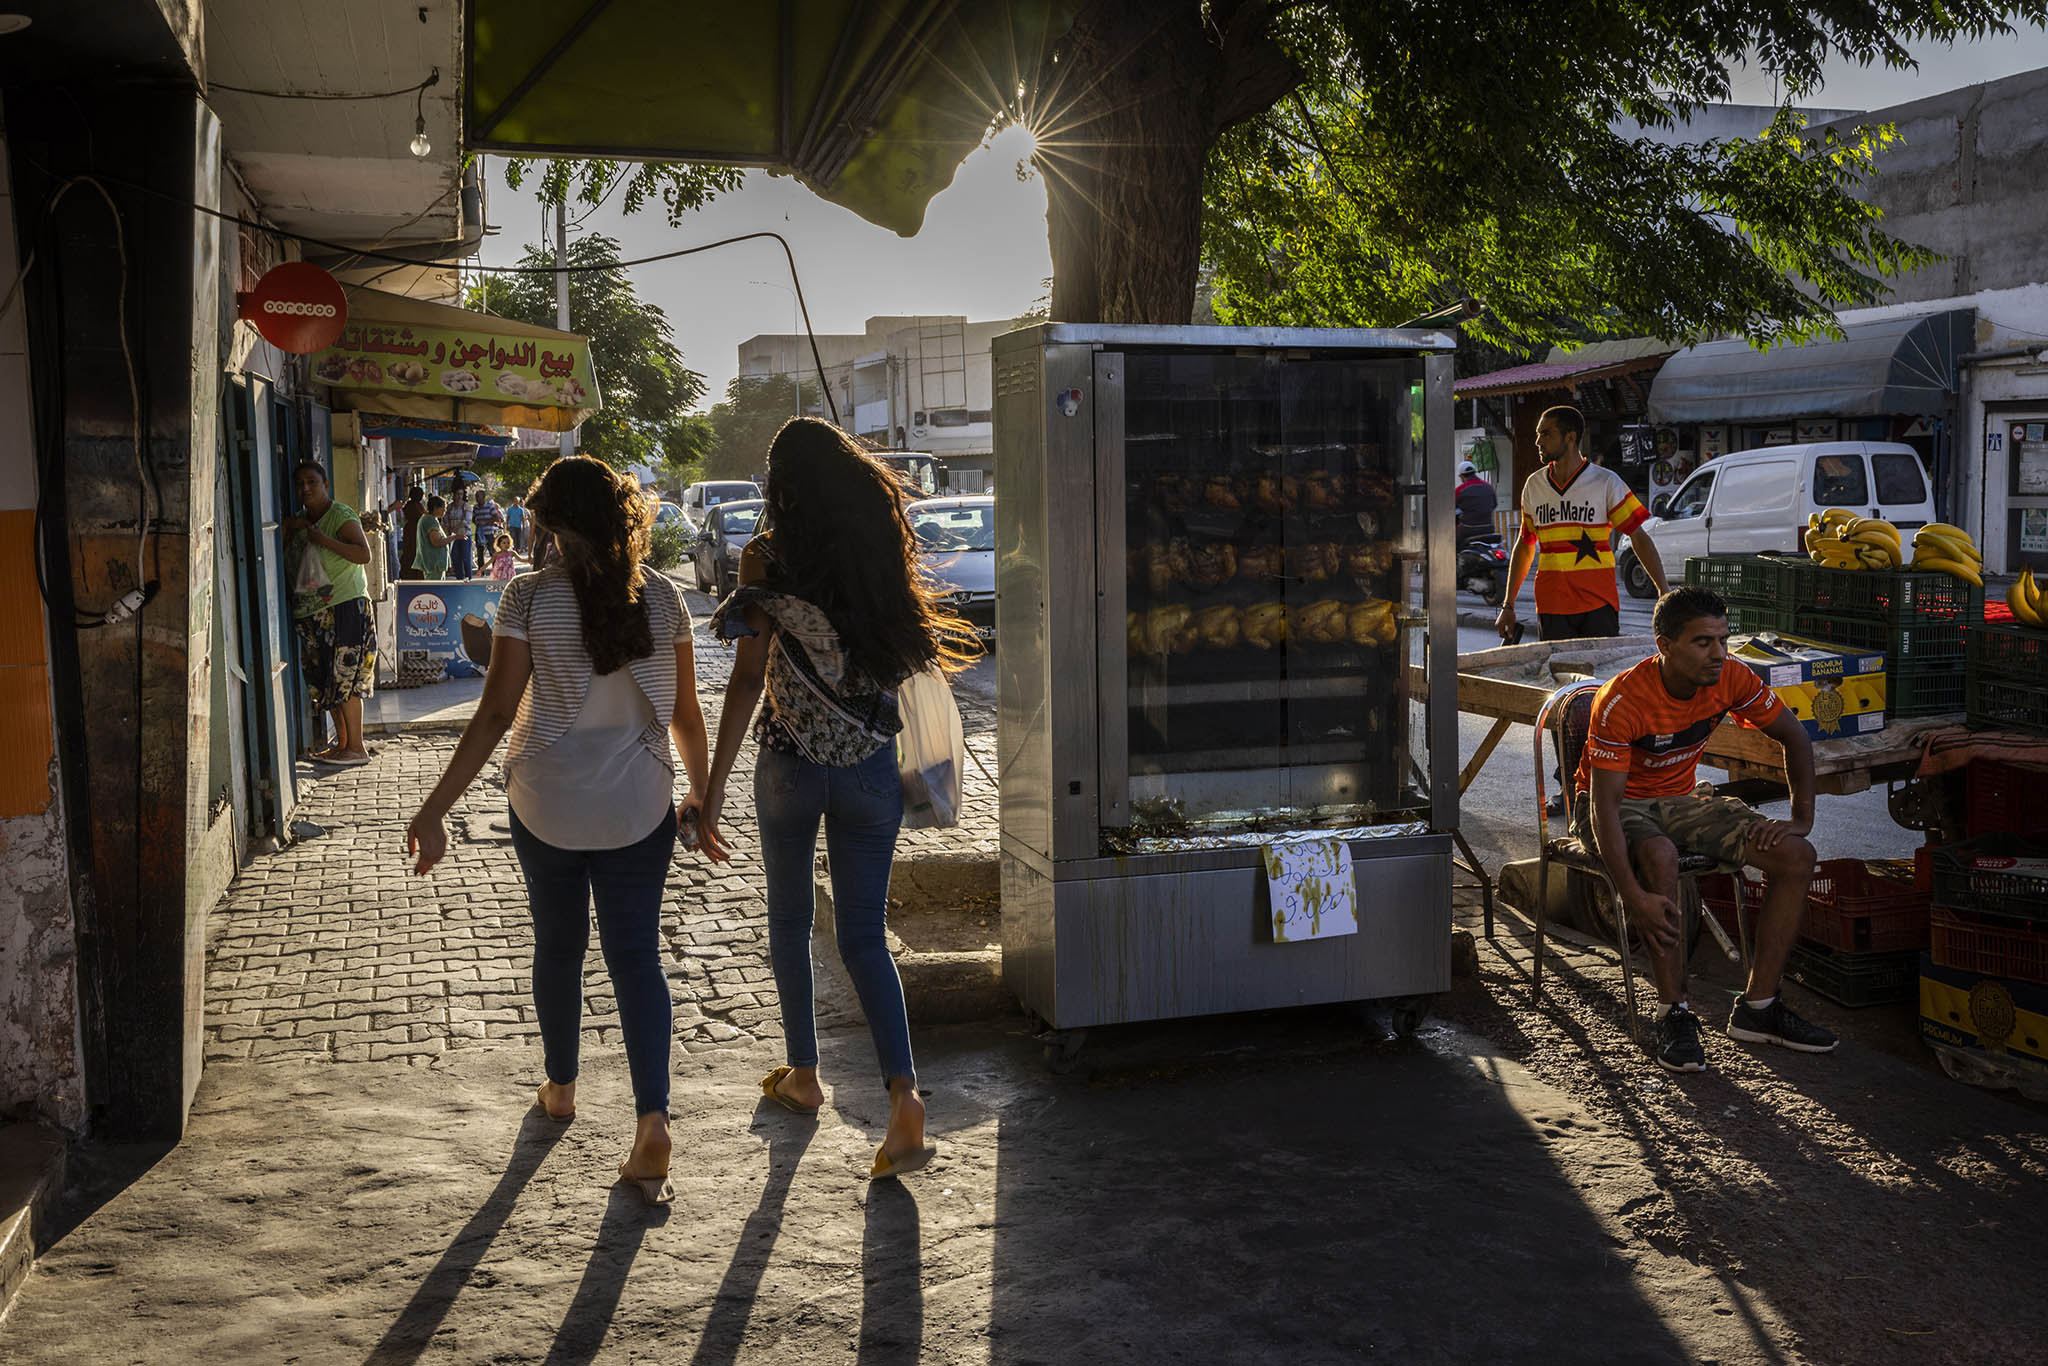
[525,455,653,675]
[759,418,974,683]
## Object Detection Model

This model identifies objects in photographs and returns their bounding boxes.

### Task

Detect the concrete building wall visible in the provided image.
[1817,68,2048,303]
[0,121,84,1130]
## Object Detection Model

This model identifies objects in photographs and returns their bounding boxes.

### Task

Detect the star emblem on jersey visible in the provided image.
[1571,531,1602,562]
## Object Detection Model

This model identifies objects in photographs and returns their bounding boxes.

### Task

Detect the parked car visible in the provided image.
[909,495,995,643]
[653,500,687,526]
[691,498,764,597]
[1618,441,1937,598]
[875,451,939,498]
[678,479,761,532]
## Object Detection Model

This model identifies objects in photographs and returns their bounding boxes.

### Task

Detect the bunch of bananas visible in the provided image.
[2009,568,2048,629]
[1908,522,1984,587]
[1806,510,1903,569]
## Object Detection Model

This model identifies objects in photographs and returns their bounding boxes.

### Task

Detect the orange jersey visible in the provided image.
[1577,656,1785,800]
[1517,462,1648,614]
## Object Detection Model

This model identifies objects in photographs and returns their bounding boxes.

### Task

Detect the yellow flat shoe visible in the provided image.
[869,1142,939,1181]
[759,1066,820,1115]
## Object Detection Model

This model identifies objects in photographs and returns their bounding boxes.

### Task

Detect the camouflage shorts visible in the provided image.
[1572,788,1765,868]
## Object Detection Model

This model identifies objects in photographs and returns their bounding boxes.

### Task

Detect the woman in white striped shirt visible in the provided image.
[406,456,720,1206]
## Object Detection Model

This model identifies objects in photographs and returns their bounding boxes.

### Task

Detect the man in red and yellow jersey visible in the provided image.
[1498,405,1670,643]
[1570,586,1835,1074]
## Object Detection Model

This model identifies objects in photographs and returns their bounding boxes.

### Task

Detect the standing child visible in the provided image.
[490,531,517,580]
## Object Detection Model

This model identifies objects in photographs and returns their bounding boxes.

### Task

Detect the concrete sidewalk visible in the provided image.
[8,671,2046,1361]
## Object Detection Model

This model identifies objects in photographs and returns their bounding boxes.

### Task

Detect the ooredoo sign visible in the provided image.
[237,262,347,354]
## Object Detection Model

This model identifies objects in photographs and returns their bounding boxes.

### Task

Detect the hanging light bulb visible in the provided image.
[409,114,431,158]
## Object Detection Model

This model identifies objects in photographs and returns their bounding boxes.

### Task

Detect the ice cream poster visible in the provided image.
[1262,837,1358,942]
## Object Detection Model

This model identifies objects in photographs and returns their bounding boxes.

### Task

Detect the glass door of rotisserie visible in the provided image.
[1097,349,1432,844]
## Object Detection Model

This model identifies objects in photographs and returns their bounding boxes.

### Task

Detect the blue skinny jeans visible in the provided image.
[507,804,677,1117]
[754,742,914,1089]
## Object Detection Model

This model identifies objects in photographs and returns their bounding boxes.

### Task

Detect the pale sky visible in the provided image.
[468,30,2048,413]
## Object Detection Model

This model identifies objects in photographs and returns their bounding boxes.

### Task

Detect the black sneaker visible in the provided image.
[1654,1004,1706,1073]
[1727,997,1838,1053]
[1545,793,1568,818]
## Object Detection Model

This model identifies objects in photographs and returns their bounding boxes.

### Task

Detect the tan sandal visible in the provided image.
[869,1142,939,1181]
[535,1083,574,1121]
[617,1161,673,1206]
[759,1066,820,1115]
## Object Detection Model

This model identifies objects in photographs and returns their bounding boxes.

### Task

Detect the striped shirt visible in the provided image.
[493,567,690,780]
[1517,461,1648,615]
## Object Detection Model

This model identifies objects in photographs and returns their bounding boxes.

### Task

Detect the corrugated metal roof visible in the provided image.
[1454,348,1672,397]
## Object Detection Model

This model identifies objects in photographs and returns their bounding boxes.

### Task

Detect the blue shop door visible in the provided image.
[230,376,299,836]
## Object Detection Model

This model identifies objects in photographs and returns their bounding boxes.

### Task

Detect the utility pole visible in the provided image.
[555,198,574,460]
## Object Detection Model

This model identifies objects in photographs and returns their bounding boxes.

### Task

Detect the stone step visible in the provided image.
[0,1124,67,1321]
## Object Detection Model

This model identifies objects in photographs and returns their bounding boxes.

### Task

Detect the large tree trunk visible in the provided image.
[1036,0,1301,324]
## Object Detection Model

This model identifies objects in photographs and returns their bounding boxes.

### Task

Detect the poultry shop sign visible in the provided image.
[236,263,348,354]
[308,321,592,411]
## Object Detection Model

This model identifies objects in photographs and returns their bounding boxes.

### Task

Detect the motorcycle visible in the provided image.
[1457,531,1508,606]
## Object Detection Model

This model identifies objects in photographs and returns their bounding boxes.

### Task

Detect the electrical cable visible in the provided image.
[74,166,843,423]
[207,68,439,102]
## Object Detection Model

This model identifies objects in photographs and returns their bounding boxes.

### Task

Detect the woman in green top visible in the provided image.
[285,462,376,766]
[413,495,453,579]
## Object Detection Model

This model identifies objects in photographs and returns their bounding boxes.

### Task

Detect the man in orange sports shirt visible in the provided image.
[1573,586,1836,1074]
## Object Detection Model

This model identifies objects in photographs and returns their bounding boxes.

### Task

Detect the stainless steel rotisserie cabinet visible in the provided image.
[993,325,1460,1030]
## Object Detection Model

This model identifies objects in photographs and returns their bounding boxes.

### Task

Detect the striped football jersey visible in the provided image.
[1517,461,1648,614]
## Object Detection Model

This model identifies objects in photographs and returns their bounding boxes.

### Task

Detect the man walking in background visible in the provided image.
[471,487,503,570]
[444,482,474,579]
[1498,405,1674,815]
[1497,405,1670,643]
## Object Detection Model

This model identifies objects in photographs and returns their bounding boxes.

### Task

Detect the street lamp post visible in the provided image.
[749,280,801,416]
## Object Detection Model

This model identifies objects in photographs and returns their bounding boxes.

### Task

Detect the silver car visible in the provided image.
[909,495,995,642]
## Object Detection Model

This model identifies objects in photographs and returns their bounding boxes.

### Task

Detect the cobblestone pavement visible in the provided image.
[203,594,998,1069]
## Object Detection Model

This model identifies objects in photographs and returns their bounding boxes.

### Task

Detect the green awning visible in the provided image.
[464,1,1082,237]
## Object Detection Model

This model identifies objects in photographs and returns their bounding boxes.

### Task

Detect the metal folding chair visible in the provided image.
[1530,680,1751,1046]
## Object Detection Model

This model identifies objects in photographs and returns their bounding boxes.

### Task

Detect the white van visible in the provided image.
[1618,441,1938,598]
[678,479,762,533]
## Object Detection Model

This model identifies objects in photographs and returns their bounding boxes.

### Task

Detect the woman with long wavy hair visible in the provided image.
[703,418,973,1180]
[406,455,717,1206]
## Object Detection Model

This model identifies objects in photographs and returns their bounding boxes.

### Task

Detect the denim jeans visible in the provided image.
[451,535,474,580]
[507,804,677,1116]
[754,742,913,1088]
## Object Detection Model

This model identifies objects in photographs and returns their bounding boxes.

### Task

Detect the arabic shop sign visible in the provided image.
[310,322,592,410]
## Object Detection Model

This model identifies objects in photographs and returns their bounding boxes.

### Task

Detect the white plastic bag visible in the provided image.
[896,667,964,829]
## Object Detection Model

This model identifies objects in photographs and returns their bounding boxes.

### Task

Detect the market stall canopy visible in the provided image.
[313,287,601,434]
[1455,338,1674,399]
[1646,309,1975,424]
[463,1,1083,237]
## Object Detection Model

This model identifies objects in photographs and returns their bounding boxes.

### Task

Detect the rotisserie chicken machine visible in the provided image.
[993,325,1460,1035]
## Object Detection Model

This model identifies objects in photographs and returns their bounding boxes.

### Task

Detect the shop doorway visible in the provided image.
[224,377,301,840]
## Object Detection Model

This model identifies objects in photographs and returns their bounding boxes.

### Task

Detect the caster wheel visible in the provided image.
[1389,996,1433,1038]
[1041,1029,1088,1074]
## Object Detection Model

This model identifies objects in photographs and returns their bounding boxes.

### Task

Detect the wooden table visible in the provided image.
[1428,637,1959,797]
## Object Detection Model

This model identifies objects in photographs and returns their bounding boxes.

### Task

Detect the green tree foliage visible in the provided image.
[501,159,741,227]
[465,234,708,488]
[1027,0,2043,342]
[701,375,820,480]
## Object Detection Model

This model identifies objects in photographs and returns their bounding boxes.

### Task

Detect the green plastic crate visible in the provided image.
[1889,663,1968,718]
[1789,563,1985,627]
[1969,620,2048,679]
[1685,555,1800,604]
[1785,943,1920,1007]
[1967,675,2048,737]
[1792,610,1966,664]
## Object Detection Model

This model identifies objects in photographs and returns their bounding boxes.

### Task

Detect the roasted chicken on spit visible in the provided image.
[1253,474,1302,516]
[1237,545,1285,580]
[1146,538,1192,594]
[1351,469,1395,506]
[1348,599,1398,647]
[1184,541,1238,590]
[1203,475,1242,510]
[1241,602,1288,649]
[1128,603,1197,654]
[1286,541,1343,583]
[1294,599,1349,645]
[1192,604,1241,649]
[1300,470,1347,512]
[1343,542,1392,579]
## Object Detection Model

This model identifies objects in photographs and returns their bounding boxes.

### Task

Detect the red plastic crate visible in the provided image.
[1702,861,1931,953]
[1966,757,2048,838]
[1930,906,2048,986]
[1801,859,1931,953]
